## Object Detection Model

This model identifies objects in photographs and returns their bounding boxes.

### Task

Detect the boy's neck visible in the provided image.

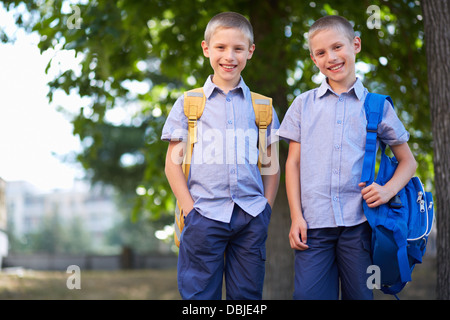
[327,76,357,95]
[211,75,241,94]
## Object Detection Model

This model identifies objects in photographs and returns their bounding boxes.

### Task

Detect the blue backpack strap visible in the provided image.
[361,92,413,294]
[360,92,394,184]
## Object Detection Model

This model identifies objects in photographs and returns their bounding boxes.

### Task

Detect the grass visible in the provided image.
[0,256,436,300]
[0,268,180,300]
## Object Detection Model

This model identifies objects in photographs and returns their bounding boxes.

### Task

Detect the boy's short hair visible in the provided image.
[308,15,355,52]
[204,12,254,46]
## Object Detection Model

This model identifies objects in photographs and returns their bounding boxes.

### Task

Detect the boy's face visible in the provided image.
[202,27,255,91]
[309,28,361,93]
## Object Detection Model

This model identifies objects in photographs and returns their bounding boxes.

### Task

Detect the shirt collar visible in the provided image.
[203,75,249,100]
[317,77,365,100]
[317,79,332,98]
[352,78,365,100]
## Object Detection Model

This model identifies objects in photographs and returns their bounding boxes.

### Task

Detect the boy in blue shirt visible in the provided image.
[278,15,417,299]
[162,12,280,300]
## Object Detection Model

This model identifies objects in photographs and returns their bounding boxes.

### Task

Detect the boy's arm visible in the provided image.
[261,144,280,209]
[359,142,417,208]
[164,141,194,216]
[285,141,309,251]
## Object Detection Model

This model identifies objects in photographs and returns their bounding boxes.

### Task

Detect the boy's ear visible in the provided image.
[353,36,362,54]
[201,40,210,58]
[310,53,318,67]
[247,43,256,60]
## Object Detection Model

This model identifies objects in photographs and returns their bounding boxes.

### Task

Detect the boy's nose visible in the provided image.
[224,49,235,60]
[328,51,338,62]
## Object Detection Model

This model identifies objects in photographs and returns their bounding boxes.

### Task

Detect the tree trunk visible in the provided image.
[264,152,295,299]
[248,2,294,299]
[422,0,450,300]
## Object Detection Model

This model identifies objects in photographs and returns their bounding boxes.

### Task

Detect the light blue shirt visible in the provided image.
[277,78,409,229]
[162,76,280,223]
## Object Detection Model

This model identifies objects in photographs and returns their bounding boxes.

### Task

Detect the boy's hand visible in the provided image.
[289,215,309,251]
[183,206,195,218]
[165,141,195,214]
[359,182,395,208]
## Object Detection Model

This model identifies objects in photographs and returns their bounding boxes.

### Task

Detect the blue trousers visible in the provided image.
[177,203,271,300]
[293,222,373,300]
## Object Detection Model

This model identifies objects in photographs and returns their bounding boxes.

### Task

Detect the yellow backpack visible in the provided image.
[174,88,273,247]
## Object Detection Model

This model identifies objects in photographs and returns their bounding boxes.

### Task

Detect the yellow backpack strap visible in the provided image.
[183,88,206,179]
[250,92,273,170]
[174,87,205,248]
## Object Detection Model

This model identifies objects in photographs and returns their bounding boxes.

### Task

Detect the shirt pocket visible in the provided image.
[345,111,367,150]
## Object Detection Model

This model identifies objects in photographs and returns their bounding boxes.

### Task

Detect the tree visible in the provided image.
[2,0,434,298]
[422,0,450,300]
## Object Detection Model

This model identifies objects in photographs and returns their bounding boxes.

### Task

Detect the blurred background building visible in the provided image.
[1,178,175,271]
[5,180,119,253]
[0,178,8,268]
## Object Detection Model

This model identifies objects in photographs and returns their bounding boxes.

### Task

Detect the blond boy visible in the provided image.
[278,15,416,299]
[162,12,280,300]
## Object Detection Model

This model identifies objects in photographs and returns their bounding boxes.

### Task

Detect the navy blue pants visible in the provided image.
[293,222,373,300]
[177,203,271,300]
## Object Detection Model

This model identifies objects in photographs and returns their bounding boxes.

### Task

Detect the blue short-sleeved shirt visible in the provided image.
[162,76,280,223]
[277,78,409,229]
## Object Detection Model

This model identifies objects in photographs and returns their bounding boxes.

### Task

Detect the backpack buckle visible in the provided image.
[388,194,403,209]
[259,121,267,130]
[366,123,378,133]
[367,112,379,133]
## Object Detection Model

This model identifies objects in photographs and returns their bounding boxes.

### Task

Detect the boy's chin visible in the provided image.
[326,71,352,83]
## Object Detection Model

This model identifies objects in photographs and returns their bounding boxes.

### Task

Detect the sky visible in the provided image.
[0,4,84,191]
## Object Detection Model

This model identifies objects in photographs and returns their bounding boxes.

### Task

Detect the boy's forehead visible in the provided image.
[209,27,252,45]
[309,28,352,48]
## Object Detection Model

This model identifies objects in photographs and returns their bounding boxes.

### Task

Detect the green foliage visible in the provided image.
[9,213,92,254]
[105,211,163,254]
[2,0,434,224]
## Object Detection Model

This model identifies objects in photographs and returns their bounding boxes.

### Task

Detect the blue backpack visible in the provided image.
[361,92,434,298]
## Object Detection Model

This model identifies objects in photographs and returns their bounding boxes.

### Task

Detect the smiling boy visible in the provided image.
[308,23,361,95]
[201,20,252,92]
[162,12,280,300]
[278,15,416,299]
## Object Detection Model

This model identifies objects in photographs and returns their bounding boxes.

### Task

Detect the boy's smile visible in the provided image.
[328,62,345,72]
[221,64,236,70]
[202,27,255,93]
[309,28,361,94]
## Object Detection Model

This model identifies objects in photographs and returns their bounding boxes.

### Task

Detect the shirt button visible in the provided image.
[230,169,235,174]
[333,196,339,201]
[226,98,231,102]
[337,120,342,124]
[339,97,344,102]
[333,169,339,174]
[228,120,232,124]
[334,144,340,150]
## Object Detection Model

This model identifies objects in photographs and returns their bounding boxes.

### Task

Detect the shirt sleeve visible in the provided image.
[277,96,302,143]
[161,95,188,142]
[378,99,410,146]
